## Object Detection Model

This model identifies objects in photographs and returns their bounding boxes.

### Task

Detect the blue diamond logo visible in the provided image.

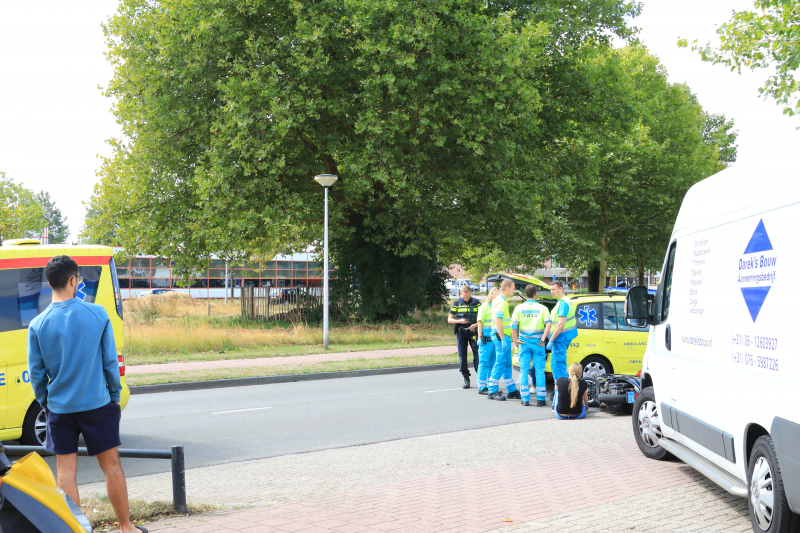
[739,219,774,322]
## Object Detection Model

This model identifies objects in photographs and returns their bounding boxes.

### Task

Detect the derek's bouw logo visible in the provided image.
[738,218,776,322]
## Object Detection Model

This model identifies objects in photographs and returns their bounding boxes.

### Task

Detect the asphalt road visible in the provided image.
[15,368,554,485]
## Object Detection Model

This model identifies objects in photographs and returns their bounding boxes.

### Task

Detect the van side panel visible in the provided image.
[771,417,800,514]
[660,193,800,484]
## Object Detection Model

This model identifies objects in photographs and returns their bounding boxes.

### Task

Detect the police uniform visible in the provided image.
[450,296,480,379]
[476,300,496,392]
[550,297,578,381]
[511,299,551,403]
[488,295,518,397]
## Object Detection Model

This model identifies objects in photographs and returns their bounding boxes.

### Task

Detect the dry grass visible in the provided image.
[124,292,242,320]
[81,495,215,532]
[125,353,459,386]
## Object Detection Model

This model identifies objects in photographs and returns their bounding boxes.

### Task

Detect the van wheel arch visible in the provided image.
[641,372,653,390]
[745,423,770,471]
[20,401,46,446]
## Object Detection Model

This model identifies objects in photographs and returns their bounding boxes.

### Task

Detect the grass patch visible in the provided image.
[126,353,459,387]
[125,339,453,366]
[81,495,216,532]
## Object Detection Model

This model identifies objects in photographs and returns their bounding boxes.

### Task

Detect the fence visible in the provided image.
[4,445,187,514]
[240,286,324,322]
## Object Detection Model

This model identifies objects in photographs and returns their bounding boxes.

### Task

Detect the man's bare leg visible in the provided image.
[96,447,139,533]
[55,453,79,504]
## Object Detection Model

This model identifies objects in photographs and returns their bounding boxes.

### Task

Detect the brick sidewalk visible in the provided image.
[126,345,456,375]
[89,414,751,532]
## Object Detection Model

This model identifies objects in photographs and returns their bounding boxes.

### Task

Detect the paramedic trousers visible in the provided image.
[518,341,547,402]
[477,337,496,390]
[488,335,517,395]
[551,337,570,381]
[456,328,479,377]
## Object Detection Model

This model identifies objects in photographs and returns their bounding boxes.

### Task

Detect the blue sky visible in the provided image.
[1,0,798,240]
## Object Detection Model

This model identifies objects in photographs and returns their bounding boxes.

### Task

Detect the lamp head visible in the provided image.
[314,174,338,188]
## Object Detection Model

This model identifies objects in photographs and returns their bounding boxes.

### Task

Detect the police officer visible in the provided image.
[448,284,480,388]
[547,280,578,397]
[511,284,551,406]
[487,279,520,401]
[476,287,500,394]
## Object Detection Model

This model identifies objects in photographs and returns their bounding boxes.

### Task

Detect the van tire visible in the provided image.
[748,436,800,533]
[631,387,671,461]
[20,401,46,446]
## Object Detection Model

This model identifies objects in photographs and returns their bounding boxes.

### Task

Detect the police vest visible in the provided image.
[450,297,480,333]
[553,298,577,335]
[512,300,550,339]
[492,296,512,335]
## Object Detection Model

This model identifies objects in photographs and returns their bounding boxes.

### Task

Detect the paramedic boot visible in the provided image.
[488,391,506,401]
[478,388,488,395]
[507,390,521,400]
[537,399,547,407]
[521,400,530,406]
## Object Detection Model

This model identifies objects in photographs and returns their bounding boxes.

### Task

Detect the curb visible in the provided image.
[129,363,461,395]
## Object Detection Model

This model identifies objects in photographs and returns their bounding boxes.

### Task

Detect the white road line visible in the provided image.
[423,388,463,393]
[212,407,273,414]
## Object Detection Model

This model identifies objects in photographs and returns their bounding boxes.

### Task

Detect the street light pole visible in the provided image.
[314,174,338,349]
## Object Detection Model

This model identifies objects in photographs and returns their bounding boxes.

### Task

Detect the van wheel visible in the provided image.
[748,436,800,533]
[581,356,612,380]
[20,402,47,446]
[631,387,671,460]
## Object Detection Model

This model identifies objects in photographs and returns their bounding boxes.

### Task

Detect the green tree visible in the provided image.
[33,191,69,244]
[92,0,639,317]
[0,173,46,244]
[679,0,800,117]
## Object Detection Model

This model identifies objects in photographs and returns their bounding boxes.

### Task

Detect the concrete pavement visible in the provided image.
[126,345,456,375]
[104,414,750,533]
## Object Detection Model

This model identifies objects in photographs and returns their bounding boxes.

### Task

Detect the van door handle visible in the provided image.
[665,324,672,351]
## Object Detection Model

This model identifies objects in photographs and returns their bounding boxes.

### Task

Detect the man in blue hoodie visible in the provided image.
[27,255,144,533]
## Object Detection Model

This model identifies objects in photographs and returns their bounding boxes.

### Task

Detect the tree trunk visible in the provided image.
[587,261,600,293]
[598,235,608,291]
[638,260,645,287]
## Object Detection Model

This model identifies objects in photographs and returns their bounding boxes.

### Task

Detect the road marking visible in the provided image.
[212,407,273,414]
[423,388,463,393]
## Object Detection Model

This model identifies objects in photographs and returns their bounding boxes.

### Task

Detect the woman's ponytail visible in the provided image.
[568,362,583,408]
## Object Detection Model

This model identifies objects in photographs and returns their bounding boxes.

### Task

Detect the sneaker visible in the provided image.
[463,376,470,389]
[478,388,489,395]
[537,400,547,407]
[521,400,530,406]
[488,392,506,401]
[507,390,521,400]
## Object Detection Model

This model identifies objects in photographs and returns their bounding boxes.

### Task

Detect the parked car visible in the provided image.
[139,289,174,296]
[625,153,800,533]
[512,293,647,380]
[0,239,130,445]
[272,287,308,303]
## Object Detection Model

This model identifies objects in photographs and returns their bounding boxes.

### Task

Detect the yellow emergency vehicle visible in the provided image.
[513,293,647,378]
[0,240,130,445]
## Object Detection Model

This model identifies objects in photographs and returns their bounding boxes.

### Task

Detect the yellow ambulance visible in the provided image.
[513,293,648,378]
[0,239,130,445]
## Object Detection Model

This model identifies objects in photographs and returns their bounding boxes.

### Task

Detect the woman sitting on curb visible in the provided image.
[553,362,589,420]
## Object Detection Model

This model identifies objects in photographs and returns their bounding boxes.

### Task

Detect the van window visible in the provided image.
[575,302,601,330]
[0,266,103,333]
[614,302,638,331]
[653,242,677,323]
[602,302,618,330]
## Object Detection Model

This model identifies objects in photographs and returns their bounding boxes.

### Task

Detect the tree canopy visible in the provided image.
[0,173,46,244]
[679,0,800,118]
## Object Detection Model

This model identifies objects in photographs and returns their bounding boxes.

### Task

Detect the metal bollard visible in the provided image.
[171,445,187,514]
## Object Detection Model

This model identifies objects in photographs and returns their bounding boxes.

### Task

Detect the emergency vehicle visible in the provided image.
[625,152,800,533]
[0,240,130,445]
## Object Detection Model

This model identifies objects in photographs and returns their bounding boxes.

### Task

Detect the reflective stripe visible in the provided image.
[519,329,545,336]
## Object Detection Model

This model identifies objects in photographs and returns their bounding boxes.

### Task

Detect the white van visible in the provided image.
[625,153,800,533]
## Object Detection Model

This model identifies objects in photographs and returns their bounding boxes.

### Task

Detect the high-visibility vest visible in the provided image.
[511,300,551,339]
[477,301,494,330]
[553,297,577,334]
[492,296,512,335]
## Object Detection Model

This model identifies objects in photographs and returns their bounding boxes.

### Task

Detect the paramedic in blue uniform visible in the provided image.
[448,284,480,388]
[547,279,578,400]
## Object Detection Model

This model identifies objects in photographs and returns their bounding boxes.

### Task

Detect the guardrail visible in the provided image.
[4,445,187,514]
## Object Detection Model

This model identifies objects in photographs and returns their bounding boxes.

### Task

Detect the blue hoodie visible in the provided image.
[27,298,121,414]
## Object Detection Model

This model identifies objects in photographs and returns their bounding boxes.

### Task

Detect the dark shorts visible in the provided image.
[45,402,121,456]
